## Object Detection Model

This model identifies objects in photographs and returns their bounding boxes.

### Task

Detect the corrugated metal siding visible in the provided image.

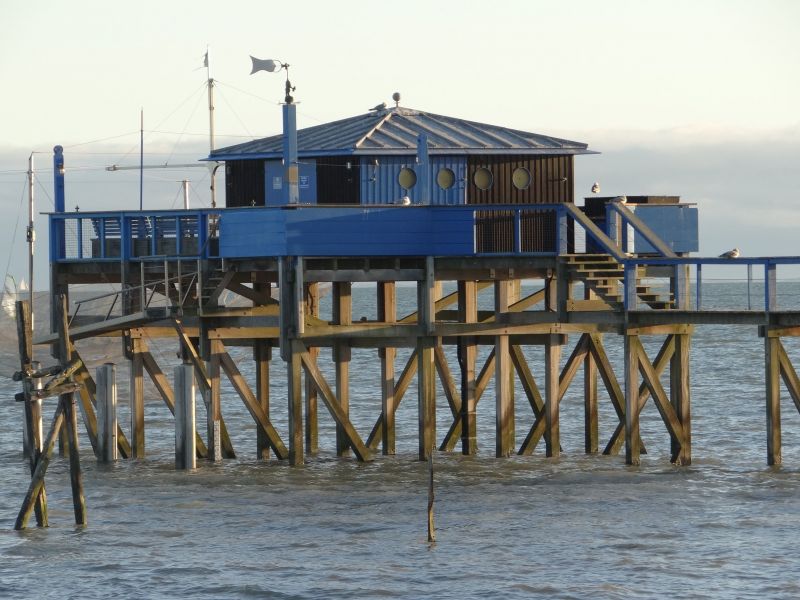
[468,155,572,252]
[225,160,266,207]
[466,155,574,204]
[316,156,360,204]
[360,156,467,205]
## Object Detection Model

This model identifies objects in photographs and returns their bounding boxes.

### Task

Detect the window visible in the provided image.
[473,167,493,191]
[437,168,455,190]
[398,168,417,189]
[512,167,531,190]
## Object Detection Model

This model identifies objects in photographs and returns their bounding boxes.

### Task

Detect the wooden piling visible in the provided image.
[255,340,272,459]
[207,339,223,461]
[766,334,782,466]
[624,334,641,466]
[129,334,145,458]
[458,280,478,455]
[544,333,562,457]
[670,333,691,464]
[305,283,319,455]
[418,259,436,460]
[378,281,397,455]
[333,281,352,456]
[495,280,514,457]
[174,363,196,470]
[288,340,304,466]
[96,363,118,462]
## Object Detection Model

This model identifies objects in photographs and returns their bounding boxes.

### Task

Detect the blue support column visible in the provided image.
[53,146,65,213]
[416,133,430,205]
[282,103,299,205]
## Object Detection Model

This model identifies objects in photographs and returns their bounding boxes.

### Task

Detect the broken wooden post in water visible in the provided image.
[427,452,435,543]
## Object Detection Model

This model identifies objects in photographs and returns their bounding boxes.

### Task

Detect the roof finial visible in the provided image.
[392,92,401,107]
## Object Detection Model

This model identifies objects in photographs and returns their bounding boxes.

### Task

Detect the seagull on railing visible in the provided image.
[719,248,740,259]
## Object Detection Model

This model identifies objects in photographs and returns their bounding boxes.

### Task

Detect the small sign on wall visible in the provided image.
[272,176,282,190]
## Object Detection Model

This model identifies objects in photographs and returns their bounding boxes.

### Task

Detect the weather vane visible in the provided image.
[250,57,295,103]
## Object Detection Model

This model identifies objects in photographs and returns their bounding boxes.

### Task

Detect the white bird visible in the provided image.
[719,248,740,259]
[370,102,387,112]
[396,195,411,206]
[591,182,600,194]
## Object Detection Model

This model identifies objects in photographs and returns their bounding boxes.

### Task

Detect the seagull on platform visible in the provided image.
[591,182,600,194]
[396,195,411,206]
[719,248,740,259]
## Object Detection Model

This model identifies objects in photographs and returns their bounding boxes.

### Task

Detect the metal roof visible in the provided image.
[209,106,593,160]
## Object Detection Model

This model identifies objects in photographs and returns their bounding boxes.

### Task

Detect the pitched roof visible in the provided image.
[209,106,592,160]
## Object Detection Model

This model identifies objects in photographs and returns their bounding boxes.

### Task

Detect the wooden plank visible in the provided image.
[218,349,289,460]
[440,347,495,452]
[366,349,418,450]
[633,337,684,445]
[299,345,372,462]
[129,335,145,458]
[140,349,208,458]
[605,335,674,455]
[766,335,782,465]
[96,363,118,462]
[510,345,544,416]
[254,340,273,459]
[435,343,460,420]
[304,283,319,456]
[14,402,65,530]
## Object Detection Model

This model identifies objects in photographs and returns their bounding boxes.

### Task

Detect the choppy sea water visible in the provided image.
[2,281,800,599]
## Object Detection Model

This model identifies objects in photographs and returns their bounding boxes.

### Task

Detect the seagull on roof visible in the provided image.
[591,182,600,194]
[719,248,740,259]
[370,102,387,112]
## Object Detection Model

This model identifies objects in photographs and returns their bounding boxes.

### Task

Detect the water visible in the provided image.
[2,282,800,599]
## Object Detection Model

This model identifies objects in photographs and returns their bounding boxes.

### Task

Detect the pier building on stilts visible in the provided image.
[14,92,800,528]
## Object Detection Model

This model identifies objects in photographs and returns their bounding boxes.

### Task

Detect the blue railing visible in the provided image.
[50,209,217,262]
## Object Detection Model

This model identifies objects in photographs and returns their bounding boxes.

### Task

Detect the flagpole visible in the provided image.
[206,46,217,209]
[26,153,34,342]
[139,109,144,211]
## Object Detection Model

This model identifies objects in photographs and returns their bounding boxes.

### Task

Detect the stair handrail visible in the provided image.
[607,199,677,258]
[561,204,626,262]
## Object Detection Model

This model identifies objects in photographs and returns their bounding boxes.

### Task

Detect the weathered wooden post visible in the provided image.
[417,257,436,461]
[96,363,118,462]
[174,363,196,470]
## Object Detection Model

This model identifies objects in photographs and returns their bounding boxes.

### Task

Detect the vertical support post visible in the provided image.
[378,281,397,455]
[696,264,702,310]
[253,277,272,459]
[333,281,352,456]
[129,334,145,458]
[747,264,753,311]
[174,363,197,470]
[584,332,599,454]
[304,282,319,455]
[282,102,299,205]
[207,338,223,461]
[623,262,637,312]
[57,295,86,526]
[556,207,568,255]
[544,333,562,457]
[459,280,478,455]
[672,263,690,310]
[254,340,272,460]
[287,340,304,466]
[765,334,782,466]
[624,334,641,465]
[418,257,436,460]
[22,361,41,457]
[495,280,514,457]
[416,133,431,204]
[96,363,118,462]
[670,334,692,465]
[765,263,777,312]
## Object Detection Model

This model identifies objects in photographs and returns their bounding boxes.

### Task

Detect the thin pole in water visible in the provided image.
[427,452,435,543]
[139,109,144,211]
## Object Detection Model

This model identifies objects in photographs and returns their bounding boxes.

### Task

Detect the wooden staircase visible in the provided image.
[563,254,675,310]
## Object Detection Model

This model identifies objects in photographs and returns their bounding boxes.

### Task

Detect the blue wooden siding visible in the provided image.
[360,156,467,205]
[630,205,699,254]
[219,206,475,257]
[264,159,317,205]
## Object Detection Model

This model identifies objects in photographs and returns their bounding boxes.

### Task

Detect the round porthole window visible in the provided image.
[512,167,531,190]
[437,168,455,190]
[398,167,417,189]
[473,167,493,191]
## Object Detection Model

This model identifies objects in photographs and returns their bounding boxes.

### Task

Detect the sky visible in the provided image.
[0,0,798,288]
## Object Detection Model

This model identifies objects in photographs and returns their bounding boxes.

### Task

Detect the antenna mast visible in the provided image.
[206,46,218,209]
[26,154,34,338]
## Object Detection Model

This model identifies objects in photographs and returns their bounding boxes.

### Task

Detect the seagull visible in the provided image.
[719,248,740,259]
[591,182,600,194]
[370,102,387,112]
[396,195,411,206]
